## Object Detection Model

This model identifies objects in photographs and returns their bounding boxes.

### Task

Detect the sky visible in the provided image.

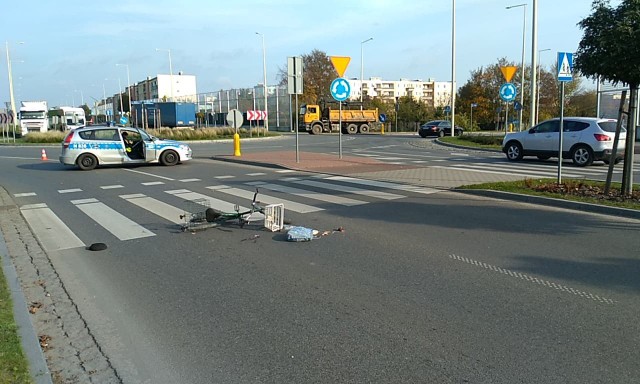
[1,0,602,108]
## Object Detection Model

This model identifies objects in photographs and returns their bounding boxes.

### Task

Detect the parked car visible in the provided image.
[418,120,464,138]
[501,117,625,166]
[59,125,192,170]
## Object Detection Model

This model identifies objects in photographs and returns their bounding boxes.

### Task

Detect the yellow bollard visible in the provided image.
[381,123,385,135]
[233,133,241,156]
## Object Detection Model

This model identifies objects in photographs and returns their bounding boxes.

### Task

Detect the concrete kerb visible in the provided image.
[0,205,53,383]
[455,189,640,220]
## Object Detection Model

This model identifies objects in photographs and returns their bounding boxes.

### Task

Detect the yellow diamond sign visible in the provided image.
[500,66,518,83]
[330,56,351,78]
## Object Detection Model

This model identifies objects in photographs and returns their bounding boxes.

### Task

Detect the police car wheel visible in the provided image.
[160,150,179,166]
[77,154,98,170]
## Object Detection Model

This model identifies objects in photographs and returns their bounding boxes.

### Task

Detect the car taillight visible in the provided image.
[593,134,611,142]
[63,132,74,148]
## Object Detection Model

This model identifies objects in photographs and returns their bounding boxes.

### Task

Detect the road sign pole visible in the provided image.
[505,102,509,134]
[339,101,343,159]
[558,82,565,184]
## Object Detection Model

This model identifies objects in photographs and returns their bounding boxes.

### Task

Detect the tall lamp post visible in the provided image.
[360,37,373,110]
[529,0,538,128]
[536,48,550,124]
[116,63,131,119]
[506,3,527,131]
[450,0,456,137]
[5,41,24,130]
[155,48,173,101]
[255,32,268,132]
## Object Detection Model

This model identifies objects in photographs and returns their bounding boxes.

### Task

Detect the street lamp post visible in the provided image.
[5,41,24,131]
[116,63,131,119]
[255,32,268,133]
[536,48,550,124]
[506,3,527,131]
[451,0,456,137]
[529,0,538,128]
[360,37,373,110]
[155,48,173,101]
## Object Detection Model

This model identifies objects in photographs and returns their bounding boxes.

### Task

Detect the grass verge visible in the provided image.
[440,134,503,150]
[0,265,33,384]
[458,178,640,210]
[2,127,279,145]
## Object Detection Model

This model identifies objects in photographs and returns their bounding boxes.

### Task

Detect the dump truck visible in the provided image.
[300,104,379,134]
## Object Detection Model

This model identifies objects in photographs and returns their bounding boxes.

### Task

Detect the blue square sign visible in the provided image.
[557,52,573,82]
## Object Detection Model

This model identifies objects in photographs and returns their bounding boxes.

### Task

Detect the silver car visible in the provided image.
[59,126,192,170]
[502,117,625,166]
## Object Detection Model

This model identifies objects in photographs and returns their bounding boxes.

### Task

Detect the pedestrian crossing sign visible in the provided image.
[557,52,573,82]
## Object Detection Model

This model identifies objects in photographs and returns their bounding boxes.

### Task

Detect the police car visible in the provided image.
[59,126,192,170]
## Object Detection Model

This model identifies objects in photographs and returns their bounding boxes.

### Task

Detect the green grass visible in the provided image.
[440,134,504,150]
[0,266,33,384]
[458,178,640,210]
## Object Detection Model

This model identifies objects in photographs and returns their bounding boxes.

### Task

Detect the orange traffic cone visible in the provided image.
[41,149,48,161]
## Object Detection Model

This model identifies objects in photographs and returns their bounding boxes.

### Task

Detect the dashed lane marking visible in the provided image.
[14,192,37,197]
[449,254,615,304]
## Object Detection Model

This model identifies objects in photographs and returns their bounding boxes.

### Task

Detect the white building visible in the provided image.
[348,77,452,107]
[130,73,197,103]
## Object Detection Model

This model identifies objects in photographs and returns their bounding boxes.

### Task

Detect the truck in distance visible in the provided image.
[19,101,49,135]
[300,103,379,134]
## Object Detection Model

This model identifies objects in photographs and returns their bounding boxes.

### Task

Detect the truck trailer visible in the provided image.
[19,101,49,135]
[300,104,379,134]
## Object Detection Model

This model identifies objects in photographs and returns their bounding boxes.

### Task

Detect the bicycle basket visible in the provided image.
[263,203,284,232]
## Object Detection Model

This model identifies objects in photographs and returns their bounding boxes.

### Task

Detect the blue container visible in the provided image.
[157,102,196,127]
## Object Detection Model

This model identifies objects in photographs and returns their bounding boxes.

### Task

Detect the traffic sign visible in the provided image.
[247,110,266,121]
[499,83,517,102]
[330,78,351,101]
[120,116,129,125]
[226,109,244,129]
[557,52,573,82]
[513,101,522,111]
[500,66,518,82]
[379,113,387,123]
[444,105,451,113]
[330,56,351,78]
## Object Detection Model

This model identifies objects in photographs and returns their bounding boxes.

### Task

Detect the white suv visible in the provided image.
[502,117,626,166]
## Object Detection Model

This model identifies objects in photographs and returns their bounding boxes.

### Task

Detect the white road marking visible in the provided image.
[208,185,323,213]
[290,179,405,200]
[20,204,85,251]
[142,181,165,186]
[179,178,201,182]
[101,185,124,190]
[58,188,83,194]
[246,173,266,176]
[120,194,184,224]
[71,198,155,241]
[245,182,366,206]
[275,170,297,173]
[14,192,37,197]
[214,175,235,179]
[323,176,439,195]
[449,254,615,304]
[124,169,175,180]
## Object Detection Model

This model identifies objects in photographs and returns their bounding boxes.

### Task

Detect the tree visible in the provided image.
[277,49,336,106]
[575,0,640,195]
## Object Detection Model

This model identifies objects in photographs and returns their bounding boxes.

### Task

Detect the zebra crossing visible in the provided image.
[350,150,626,180]
[15,174,440,252]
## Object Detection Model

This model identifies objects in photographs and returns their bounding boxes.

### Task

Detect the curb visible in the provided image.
[0,211,53,384]
[455,189,640,220]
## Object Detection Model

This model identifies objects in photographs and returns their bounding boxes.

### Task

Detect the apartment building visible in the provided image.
[348,77,452,107]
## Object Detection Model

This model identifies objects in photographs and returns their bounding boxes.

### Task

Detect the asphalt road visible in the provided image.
[1,137,640,383]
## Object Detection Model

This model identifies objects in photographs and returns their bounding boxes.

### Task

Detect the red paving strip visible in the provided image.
[213,151,421,174]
